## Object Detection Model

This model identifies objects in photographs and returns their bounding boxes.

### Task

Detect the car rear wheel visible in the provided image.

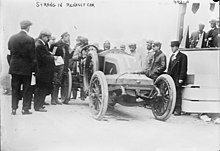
[83,50,99,94]
[152,74,176,121]
[89,71,108,120]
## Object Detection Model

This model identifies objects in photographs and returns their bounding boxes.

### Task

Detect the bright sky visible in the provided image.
[0,0,219,76]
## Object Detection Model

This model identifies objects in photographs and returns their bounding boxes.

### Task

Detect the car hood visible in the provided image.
[105,73,154,86]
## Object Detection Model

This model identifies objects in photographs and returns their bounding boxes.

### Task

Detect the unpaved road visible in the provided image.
[1,95,220,151]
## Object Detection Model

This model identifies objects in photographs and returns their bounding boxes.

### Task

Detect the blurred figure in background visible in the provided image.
[146,40,154,54]
[142,40,154,70]
[120,44,126,51]
[216,18,220,47]
[129,43,142,69]
[189,24,207,48]
[206,19,219,47]
[103,40,111,51]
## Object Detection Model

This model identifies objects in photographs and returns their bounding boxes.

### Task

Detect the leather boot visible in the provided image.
[51,85,59,105]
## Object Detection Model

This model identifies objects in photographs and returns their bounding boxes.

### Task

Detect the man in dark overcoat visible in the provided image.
[8,20,35,115]
[206,19,219,47]
[50,32,71,105]
[34,30,55,112]
[168,41,188,115]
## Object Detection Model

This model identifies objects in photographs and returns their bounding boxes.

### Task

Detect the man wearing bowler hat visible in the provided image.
[168,41,188,116]
[34,30,55,112]
[206,19,219,47]
[8,20,35,115]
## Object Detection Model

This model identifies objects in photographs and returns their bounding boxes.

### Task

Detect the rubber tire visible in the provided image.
[83,50,99,94]
[152,74,176,121]
[89,71,108,120]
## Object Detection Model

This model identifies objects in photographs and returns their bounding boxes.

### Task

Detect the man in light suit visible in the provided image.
[8,20,35,115]
[168,41,188,116]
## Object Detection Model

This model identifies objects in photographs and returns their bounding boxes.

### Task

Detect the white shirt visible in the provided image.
[171,50,179,61]
[39,39,45,45]
[21,29,28,34]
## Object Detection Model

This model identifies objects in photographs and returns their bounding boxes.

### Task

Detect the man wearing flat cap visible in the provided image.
[8,20,35,115]
[206,19,219,47]
[49,32,71,104]
[189,24,207,48]
[168,40,188,116]
[133,41,167,80]
[34,29,55,112]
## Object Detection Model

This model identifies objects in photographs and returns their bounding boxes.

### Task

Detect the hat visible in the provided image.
[39,29,52,37]
[104,40,110,44]
[120,44,126,48]
[209,19,216,24]
[20,20,32,29]
[76,36,88,44]
[61,32,70,38]
[170,41,180,47]
[199,24,205,28]
[128,43,136,47]
[146,40,154,44]
[153,41,162,47]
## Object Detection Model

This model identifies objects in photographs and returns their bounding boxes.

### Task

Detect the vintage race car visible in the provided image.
[65,45,176,121]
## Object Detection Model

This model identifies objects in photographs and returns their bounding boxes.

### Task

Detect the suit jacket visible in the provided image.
[207,27,219,47]
[190,30,207,48]
[168,51,188,87]
[35,39,55,85]
[8,31,35,75]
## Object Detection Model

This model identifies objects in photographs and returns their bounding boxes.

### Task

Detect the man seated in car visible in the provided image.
[69,36,88,73]
[132,41,167,81]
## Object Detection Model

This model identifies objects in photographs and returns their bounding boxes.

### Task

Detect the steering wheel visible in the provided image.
[79,45,99,59]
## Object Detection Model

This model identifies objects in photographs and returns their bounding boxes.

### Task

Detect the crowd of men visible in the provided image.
[7,18,219,116]
[189,19,220,48]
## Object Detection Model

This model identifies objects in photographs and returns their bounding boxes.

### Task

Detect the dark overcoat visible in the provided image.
[35,39,55,86]
[168,51,188,87]
[8,31,35,75]
[207,27,219,47]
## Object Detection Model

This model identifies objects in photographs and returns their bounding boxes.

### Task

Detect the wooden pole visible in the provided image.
[176,2,187,42]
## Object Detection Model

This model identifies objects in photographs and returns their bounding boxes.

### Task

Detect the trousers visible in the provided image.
[11,74,32,110]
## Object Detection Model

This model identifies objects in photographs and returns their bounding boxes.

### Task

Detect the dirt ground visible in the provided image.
[1,94,220,151]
